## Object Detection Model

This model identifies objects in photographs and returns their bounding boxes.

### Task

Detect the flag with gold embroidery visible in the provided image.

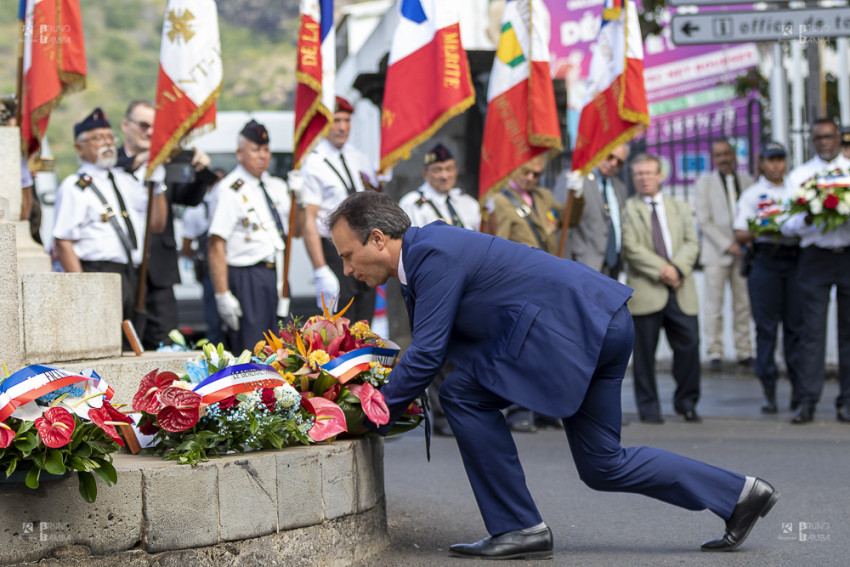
[572,0,648,175]
[146,0,222,179]
[379,0,475,174]
[294,0,334,170]
[479,0,561,198]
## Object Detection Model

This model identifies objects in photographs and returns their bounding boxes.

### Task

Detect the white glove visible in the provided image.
[215,291,243,331]
[313,265,340,310]
[287,170,304,206]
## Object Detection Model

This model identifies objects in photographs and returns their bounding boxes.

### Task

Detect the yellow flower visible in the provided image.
[350,321,372,339]
[308,350,330,371]
[253,340,267,357]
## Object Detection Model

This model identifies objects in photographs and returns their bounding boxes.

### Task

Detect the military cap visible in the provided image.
[759,140,786,158]
[335,96,354,114]
[74,107,111,138]
[424,143,454,166]
[240,119,270,145]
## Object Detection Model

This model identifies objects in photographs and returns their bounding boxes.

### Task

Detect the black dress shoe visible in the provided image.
[701,478,779,551]
[508,410,538,433]
[837,405,850,423]
[679,409,702,422]
[450,525,553,560]
[760,401,778,414]
[640,416,665,424]
[791,404,815,424]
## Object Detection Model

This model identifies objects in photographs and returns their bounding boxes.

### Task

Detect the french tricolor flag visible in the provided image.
[571,0,649,175]
[379,0,475,173]
[294,0,334,169]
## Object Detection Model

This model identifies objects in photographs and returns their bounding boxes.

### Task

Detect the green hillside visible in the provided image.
[0,0,310,179]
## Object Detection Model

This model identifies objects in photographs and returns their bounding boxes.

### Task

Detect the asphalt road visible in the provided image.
[354,370,850,567]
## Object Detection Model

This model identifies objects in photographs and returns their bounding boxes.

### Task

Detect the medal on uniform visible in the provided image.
[241,217,250,228]
[101,211,109,223]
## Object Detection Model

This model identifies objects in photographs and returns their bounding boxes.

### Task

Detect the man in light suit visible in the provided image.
[622,153,702,424]
[559,144,629,278]
[694,139,755,370]
[327,190,777,559]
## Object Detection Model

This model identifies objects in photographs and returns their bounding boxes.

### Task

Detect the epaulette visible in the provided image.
[230,179,244,191]
[76,173,93,189]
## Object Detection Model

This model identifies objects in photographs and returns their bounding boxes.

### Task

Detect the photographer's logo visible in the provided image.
[779,521,831,542]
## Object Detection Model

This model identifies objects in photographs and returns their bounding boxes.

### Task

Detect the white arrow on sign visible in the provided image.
[671,7,850,45]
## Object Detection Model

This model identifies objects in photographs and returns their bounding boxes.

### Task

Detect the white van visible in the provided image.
[174,110,317,338]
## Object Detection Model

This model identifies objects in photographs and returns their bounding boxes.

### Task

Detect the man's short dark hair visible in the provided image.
[124,100,154,118]
[326,192,411,244]
[812,117,839,133]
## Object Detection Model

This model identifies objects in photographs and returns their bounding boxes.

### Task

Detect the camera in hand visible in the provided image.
[165,150,196,185]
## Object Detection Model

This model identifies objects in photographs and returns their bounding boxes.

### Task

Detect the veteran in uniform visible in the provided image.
[301,96,380,321]
[398,142,481,436]
[486,155,564,256]
[399,143,481,230]
[53,108,168,322]
[208,120,300,352]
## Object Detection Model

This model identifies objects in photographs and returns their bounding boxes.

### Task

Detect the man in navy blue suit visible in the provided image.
[328,191,778,559]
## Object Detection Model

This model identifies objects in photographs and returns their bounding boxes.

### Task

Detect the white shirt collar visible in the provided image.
[397,245,407,285]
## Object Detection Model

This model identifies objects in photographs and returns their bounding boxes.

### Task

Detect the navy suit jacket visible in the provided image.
[380,222,633,426]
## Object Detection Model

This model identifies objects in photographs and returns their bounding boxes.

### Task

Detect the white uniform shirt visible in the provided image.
[207,164,291,267]
[781,154,850,248]
[53,161,150,265]
[301,138,378,238]
[398,182,481,230]
[733,176,799,245]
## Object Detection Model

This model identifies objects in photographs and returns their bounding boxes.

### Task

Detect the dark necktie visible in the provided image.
[602,180,618,269]
[650,201,669,261]
[444,196,464,228]
[107,171,138,249]
[258,179,287,244]
[339,154,356,195]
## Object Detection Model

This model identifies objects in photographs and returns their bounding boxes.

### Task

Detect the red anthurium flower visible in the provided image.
[824,193,839,209]
[261,388,276,412]
[133,369,167,414]
[88,404,133,446]
[34,407,75,448]
[156,388,202,433]
[155,370,180,389]
[0,422,15,448]
[405,402,424,416]
[346,383,390,425]
[302,396,348,442]
[797,197,808,205]
[138,417,160,436]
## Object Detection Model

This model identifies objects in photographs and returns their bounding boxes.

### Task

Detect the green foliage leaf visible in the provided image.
[312,372,337,397]
[25,465,40,489]
[91,459,117,486]
[14,432,38,453]
[77,471,98,503]
[43,449,66,475]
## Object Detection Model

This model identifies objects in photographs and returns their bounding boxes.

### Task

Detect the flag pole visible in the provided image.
[15,0,26,138]
[282,192,296,303]
[557,189,577,258]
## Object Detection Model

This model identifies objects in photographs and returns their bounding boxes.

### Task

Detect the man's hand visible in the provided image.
[726,242,742,257]
[659,263,681,290]
[190,148,211,171]
[215,291,243,331]
[287,170,304,206]
[313,265,340,310]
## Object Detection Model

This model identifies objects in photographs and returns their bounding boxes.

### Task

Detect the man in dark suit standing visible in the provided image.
[118,100,218,349]
[557,144,629,279]
[327,191,777,559]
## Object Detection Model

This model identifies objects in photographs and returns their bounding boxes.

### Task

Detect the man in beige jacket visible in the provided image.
[622,153,702,423]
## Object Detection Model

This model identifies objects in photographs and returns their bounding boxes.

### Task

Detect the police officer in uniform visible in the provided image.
[732,141,803,414]
[398,143,481,436]
[301,96,379,321]
[53,108,168,323]
[208,120,300,352]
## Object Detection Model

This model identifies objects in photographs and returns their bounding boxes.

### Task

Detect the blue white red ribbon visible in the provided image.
[192,363,286,406]
[320,344,400,384]
[0,365,114,423]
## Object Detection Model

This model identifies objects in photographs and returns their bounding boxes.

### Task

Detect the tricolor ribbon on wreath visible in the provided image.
[319,343,401,384]
[191,363,288,406]
[0,365,114,422]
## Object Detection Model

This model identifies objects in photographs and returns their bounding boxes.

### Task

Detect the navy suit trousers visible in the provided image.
[439,305,744,536]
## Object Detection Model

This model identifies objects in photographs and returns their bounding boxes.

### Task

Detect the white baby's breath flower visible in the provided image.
[805,189,818,202]
[837,202,850,216]
[810,199,823,215]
